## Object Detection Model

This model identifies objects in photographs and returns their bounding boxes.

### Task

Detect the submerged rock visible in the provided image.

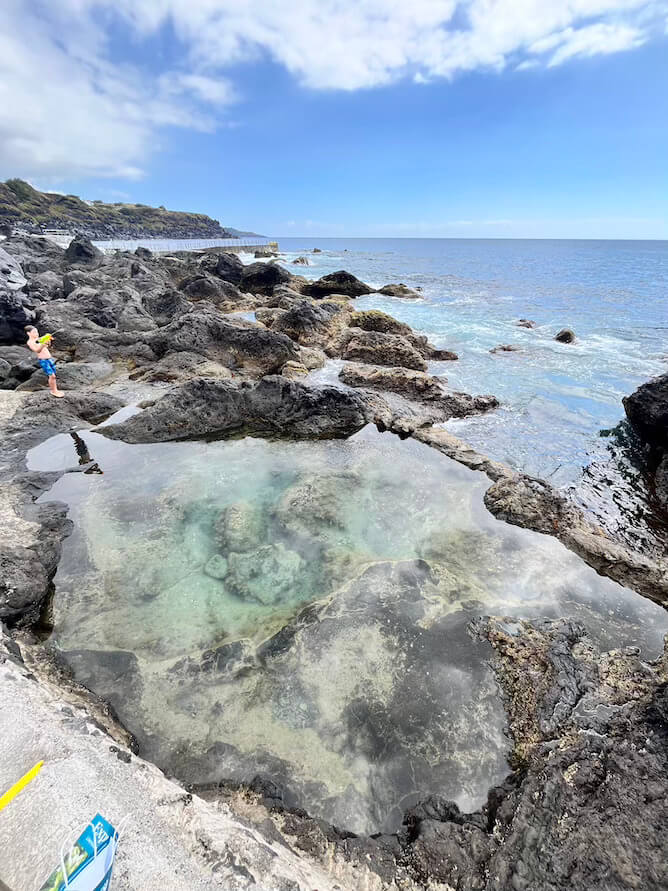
[216,502,266,552]
[204,554,229,580]
[227,543,304,605]
[516,318,536,328]
[490,344,521,354]
[292,256,310,266]
[99,376,370,443]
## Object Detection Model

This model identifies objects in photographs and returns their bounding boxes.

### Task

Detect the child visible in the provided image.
[24,325,64,398]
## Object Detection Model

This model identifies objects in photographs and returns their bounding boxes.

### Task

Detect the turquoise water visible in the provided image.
[30,424,668,834]
[277,238,668,487]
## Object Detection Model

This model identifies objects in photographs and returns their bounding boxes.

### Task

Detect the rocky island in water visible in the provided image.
[0,231,667,890]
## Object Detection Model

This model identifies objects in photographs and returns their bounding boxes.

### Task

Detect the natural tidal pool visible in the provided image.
[30,424,668,835]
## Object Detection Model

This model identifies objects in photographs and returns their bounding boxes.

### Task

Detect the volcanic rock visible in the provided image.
[99,376,369,443]
[199,251,244,285]
[343,330,427,371]
[0,290,34,345]
[305,271,372,299]
[377,283,421,299]
[240,262,292,296]
[0,246,27,291]
[490,344,521,354]
[555,328,576,343]
[64,235,102,267]
[148,310,298,375]
[348,310,411,336]
[623,373,668,451]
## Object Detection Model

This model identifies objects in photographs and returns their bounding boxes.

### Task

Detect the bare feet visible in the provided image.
[51,390,65,398]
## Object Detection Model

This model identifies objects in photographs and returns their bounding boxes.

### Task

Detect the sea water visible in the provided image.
[276,237,668,486]
[29,424,668,835]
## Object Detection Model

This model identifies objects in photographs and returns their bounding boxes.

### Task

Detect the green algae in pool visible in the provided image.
[30,425,668,836]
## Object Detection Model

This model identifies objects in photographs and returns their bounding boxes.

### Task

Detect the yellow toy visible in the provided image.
[0,760,44,811]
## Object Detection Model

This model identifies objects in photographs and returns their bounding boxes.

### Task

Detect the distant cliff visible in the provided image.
[0,179,261,240]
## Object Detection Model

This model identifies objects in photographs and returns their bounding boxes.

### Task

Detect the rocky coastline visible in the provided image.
[1,234,667,890]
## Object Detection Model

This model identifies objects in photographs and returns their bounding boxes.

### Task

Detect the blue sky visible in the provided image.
[1,0,667,238]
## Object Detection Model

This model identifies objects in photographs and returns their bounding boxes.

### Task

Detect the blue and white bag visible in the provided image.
[39,814,126,891]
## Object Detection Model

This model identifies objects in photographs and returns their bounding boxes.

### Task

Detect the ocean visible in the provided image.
[276,237,668,489]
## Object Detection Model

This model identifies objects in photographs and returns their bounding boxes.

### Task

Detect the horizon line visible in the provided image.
[273,235,668,242]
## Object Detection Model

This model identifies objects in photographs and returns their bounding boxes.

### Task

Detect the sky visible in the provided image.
[1,0,667,238]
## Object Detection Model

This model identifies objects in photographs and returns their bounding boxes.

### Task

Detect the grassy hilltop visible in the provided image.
[0,179,259,239]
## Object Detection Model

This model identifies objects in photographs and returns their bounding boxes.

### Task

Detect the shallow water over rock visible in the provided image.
[30,425,668,835]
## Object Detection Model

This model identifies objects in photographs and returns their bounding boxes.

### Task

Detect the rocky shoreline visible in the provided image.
[1,234,667,889]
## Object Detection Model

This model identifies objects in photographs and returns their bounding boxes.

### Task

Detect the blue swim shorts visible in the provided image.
[39,358,57,377]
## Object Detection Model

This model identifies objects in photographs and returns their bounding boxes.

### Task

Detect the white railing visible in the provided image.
[92,236,272,253]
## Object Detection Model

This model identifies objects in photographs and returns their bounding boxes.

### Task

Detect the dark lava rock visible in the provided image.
[64,235,102,266]
[1,234,65,274]
[176,273,246,305]
[141,289,192,327]
[148,310,298,375]
[305,270,372,299]
[239,262,291,296]
[655,454,668,511]
[555,327,576,343]
[0,290,34,344]
[343,330,427,371]
[516,318,536,329]
[199,251,244,285]
[99,376,369,443]
[490,344,521,354]
[0,246,27,291]
[134,246,152,260]
[292,256,309,266]
[623,373,668,451]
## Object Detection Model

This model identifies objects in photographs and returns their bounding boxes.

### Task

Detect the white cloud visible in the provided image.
[0,0,665,179]
[546,23,646,65]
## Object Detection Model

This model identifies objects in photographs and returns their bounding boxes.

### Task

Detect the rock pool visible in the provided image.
[29,424,668,835]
